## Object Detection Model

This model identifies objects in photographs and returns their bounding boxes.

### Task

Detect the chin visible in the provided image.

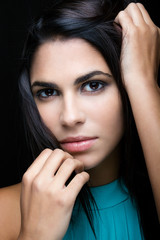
[73,153,103,170]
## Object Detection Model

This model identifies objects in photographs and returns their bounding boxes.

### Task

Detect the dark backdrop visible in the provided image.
[0,0,159,187]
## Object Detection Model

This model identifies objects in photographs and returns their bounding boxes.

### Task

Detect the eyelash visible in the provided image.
[35,80,108,100]
[36,88,59,99]
[81,80,107,93]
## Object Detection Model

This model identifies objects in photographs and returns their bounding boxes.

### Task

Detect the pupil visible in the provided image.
[46,89,53,96]
[90,82,99,90]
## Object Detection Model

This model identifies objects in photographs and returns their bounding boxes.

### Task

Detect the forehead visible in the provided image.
[30,38,111,83]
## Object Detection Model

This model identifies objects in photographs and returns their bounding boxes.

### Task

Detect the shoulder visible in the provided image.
[0,183,21,240]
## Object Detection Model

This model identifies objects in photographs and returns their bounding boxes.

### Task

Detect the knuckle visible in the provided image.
[127,2,133,8]
[118,10,125,19]
[65,151,74,159]
[38,148,53,159]
[43,148,53,155]
[22,171,31,186]
[53,148,65,157]
[31,177,44,192]
[53,148,73,160]
[127,2,137,11]
[137,3,143,8]
[65,158,75,167]
[151,26,158,36]
[130,2,136,7]
[76,172,89,183]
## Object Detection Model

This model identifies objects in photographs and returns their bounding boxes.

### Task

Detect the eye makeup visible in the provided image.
[31,70,112,100]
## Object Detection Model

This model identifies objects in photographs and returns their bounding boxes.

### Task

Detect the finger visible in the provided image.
[66,172,90,202]
[21,149,72,205]
[54,158,84,187]
[23,148,53,180]
[38,149,73,178]
[21,148,53,208]
[125,3,145,26]
[20,150,51,211]
[136,3,155,26]
[114,10,134,31]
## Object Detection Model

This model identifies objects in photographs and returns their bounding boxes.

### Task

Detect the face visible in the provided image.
[30,38,124,172]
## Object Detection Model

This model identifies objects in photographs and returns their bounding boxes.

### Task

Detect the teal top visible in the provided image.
[63,179,144,239]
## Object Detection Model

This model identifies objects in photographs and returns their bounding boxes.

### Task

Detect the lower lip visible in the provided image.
[60,138,97,153]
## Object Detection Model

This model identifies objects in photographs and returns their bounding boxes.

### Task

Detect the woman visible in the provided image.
[0,0,160,239]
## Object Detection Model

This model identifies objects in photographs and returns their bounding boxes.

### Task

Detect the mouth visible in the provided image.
[59,136,98,153]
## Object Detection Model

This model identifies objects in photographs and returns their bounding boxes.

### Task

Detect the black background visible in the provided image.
[0,1,159,187]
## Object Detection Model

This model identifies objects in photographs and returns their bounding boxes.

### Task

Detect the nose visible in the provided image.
[60,95,85,127]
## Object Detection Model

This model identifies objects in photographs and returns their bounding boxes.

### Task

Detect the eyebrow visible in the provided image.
[31,81,58,89]
[31,70,112,89]
[74,70,112,85]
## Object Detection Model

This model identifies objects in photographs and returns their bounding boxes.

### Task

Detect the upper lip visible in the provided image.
[60,136,97,143]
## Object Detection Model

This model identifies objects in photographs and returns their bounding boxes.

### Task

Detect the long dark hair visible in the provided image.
[18,0,160,238]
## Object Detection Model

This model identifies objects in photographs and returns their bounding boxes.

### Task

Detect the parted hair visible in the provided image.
[18,0,160,238]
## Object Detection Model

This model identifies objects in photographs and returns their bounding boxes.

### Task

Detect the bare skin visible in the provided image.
[30,38,124,187]
[0,3,159,240]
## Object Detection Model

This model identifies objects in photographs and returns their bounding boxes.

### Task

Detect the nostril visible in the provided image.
[60,115,84,127]
[60,109,85,127]
[59,98,85,127]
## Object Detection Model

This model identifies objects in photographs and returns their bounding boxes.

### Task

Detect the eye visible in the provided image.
[81,80,107,93]
[36,88,59,99]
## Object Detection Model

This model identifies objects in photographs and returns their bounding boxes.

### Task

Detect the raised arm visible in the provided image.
[115,3,160,220]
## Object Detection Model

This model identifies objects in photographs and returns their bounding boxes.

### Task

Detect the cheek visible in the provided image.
[36,88,124,140]
[37,103,59,131]
[91,92,124,137]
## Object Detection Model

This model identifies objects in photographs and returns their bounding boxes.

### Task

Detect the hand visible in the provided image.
[18,148,89,240]
[115,3,160,87]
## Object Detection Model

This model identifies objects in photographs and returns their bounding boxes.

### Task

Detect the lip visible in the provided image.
[60,136,98,153]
